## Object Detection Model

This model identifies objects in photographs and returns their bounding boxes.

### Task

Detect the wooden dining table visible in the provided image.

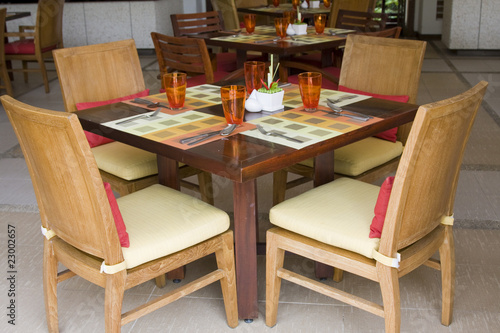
[202,25,349,69]
[238,3,330,19]
[76,84,419,321]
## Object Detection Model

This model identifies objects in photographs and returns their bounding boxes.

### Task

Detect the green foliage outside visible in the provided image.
[374,0,399,14]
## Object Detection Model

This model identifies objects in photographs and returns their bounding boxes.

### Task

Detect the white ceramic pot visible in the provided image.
[310,1,320,8]
[255,90,285,112]
[292,24,308,35]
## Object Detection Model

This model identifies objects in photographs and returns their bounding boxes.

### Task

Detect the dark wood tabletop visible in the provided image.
[201,26,347,68]
[6,12,31,21]
[76,88,419,321]
[238,3,330,19]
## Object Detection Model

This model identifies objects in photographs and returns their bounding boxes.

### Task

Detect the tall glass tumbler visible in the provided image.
[298,72,322,111]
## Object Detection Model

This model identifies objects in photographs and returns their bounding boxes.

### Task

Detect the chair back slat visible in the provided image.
[340,35,426,144]
[151,33,215,85]
[1,96,123,262]
[380,81,488,253]
[53,39,146,112]
[328,0,376,27]
[37,0,65,50]
[171,11,224,37]
[336,10,388,32]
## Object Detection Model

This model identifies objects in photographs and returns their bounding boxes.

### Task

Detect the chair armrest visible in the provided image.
[19,25,35,32]
[279,60,340,85]
[5,32,35,38]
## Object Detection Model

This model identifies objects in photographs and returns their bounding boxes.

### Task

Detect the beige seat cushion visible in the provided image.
[118,184,230,269]
[299,137,403,177]
[270,177,380,259]
[91,142,158,180]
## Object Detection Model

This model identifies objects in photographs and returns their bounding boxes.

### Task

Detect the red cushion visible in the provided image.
[76,89,150,147]
[4,39,57,54]
[339,85,409,142]
[369,176,395,238]
[104,182,130,247]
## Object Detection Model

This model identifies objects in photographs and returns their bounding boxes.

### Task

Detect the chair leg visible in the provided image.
[104,271,126,333]
[378,264,400,333]
[197,172,214,205]
[439,226,455,326]
[215,231,239,328]
[265,230,286,327]
[272,170,288,206]
[43,239,59,333]
[37,56,50,93]
[22,61,28,83]
[154,275,167,288]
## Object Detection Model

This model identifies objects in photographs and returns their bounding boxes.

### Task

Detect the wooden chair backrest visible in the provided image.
[357,26,402,38]
[151,33,215,84]
[336,9,388,32]
[328,0,375,27]
[1,96,123,264]
[0,8,6,63]
[340,35,426,143]
[210,0,239,31]
[53,39,145,112]
[380,81,487,255]
[36,0,65,51]
[171,11,224,37]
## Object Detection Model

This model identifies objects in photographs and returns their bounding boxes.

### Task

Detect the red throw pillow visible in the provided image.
[369,176,395,238]
[338,85,409,142]
[76,89,150,148]
[104,182,130,247]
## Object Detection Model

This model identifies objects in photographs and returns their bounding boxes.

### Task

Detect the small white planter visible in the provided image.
[292,24,308,35]
[310,0,320,8]
[255,90,285,112]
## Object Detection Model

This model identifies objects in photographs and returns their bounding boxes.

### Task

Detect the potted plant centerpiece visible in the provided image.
[254,56,284,112]
[292,7,307,35]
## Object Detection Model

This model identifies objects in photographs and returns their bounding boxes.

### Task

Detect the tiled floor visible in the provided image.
[0,40,499,332]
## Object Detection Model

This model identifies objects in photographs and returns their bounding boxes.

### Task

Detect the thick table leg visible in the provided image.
[157,155,185,281]
[233,180,259,320]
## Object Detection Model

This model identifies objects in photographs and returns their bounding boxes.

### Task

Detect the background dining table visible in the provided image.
[202,25,348,69]
[75,83,419,321]
[237,3,330,20]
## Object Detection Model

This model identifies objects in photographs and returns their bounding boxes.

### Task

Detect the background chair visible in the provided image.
[4,0,64,93]
[327,0,376,28]
[53,39,214,204]
[1,95,239,332]
[266,81,488,332]
[151,32,232,89]
[0,8,13,96]
[274,35,427,205]
[170,11,238,73]
[210,0,240,31]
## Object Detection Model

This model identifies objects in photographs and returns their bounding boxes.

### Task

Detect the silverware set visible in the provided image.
[116,108,161,125]
[180,124,237,146]
[256,124,304,143]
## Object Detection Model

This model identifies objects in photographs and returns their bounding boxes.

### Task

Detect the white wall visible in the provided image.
[414,0,443,35]
[3,0,203,49]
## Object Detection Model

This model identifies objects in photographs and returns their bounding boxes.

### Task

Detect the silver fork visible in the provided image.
[256,124,304,143]
[116,109,160,125]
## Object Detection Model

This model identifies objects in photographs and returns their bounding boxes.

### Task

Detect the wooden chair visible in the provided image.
[53,39,214,204]
[327,0,376,28]
[171,11,237,72]
[151,32,232,89]
[0,8,13,96]
[1,95,239,332]
[4,0,64,93]
[266,81,488,332]
[210,0,240,31]
[336,9,388,32]
[274,35,427,205]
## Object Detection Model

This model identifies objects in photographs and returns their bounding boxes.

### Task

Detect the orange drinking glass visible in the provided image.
[298,72,322,111]
[221,85,246,125]
[283,10,296,25]
[274,18,288,39]
[244,61,266,95]
[244,14,256,34]
[292,0,300,10]
[323,0,331,7]
[273,0,280,7]
[163,72,187,110]
[314,14,326,34]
